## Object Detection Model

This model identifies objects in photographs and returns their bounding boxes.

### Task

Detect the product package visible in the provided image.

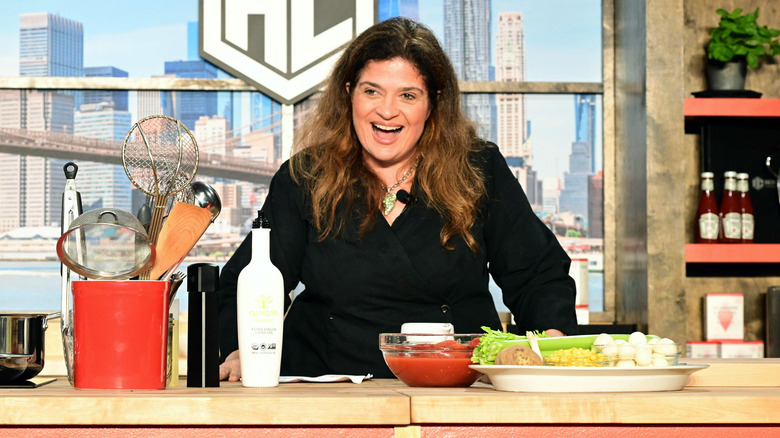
[719,340,764,359]
[703,293,744,341]
[686,341,720,358]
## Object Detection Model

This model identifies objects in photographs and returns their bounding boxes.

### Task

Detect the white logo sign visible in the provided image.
[200,0,376,105]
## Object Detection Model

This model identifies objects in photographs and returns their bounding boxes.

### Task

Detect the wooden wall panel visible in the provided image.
[681,0,780,344]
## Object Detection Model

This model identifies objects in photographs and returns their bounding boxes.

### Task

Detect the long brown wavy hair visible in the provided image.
[290,17,486,251]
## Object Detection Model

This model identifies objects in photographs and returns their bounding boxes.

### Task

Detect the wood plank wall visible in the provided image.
[681,0,780,343]
[613,0,780,344]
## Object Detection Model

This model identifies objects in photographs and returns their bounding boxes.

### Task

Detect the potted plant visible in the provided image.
[706,7,780,91]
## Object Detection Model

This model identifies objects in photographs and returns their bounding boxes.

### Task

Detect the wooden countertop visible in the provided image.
[3,359,778,426]
[0,379,409,426]
[393,384,780,424]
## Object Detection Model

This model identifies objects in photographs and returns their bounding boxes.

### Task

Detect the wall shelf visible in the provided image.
[685,244,780,263]
[685,244,780,277]
[684,98,780,118]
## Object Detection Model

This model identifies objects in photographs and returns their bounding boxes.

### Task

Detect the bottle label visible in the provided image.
[737,179,749,192]
[702,179,714,191]
[742,213,755,240]
[247,326,280,356]
[698,213,719,240]
[722,212,742,239]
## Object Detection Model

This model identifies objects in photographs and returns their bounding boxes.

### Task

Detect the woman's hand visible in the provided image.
[545,329,565,337]
[219,349,241,382]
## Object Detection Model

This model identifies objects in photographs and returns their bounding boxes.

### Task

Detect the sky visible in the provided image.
[0,0,603,180]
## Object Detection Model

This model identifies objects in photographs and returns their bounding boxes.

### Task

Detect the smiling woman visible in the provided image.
[217,17,578,382]
[0,0,606,324]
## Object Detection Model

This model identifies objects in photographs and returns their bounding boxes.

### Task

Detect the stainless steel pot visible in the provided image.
[0,313,59,383]
[0,354,33,382]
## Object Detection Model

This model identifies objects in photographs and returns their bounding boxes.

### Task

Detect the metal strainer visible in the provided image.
[121,115,199,247]
[56,208,156,280]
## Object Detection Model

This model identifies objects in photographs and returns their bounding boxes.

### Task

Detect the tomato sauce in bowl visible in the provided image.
[379,334,482,387]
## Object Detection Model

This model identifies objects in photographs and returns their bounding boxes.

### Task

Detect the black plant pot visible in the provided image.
[706,58,747,91]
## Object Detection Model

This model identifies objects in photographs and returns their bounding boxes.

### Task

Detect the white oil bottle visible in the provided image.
[237,211,285,387]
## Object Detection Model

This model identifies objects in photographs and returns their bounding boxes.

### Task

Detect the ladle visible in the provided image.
[191,181,222,222]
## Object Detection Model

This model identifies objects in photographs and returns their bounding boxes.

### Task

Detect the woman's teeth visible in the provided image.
[372,123,402,133]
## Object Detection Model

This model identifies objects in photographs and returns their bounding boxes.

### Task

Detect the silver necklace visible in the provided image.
[381,158,420,216]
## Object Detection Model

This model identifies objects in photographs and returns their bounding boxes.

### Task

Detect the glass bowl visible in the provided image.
[379,333,482,387]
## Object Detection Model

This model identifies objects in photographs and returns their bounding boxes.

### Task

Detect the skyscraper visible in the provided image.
[194,115,231,156]
[20,12,84,109]
[0,90,72,232]
[559,141,592,232]
[575,94,597,172]
[496,12,528,162]
[19,13,83,77]
[84,66,129,111]
[0,90,73,133]
[3,12,83,232]
[74,102,133,211]
[443,0,494,140]
[187,20,239,139]
[136,75,178,120]
[164,60,219,130]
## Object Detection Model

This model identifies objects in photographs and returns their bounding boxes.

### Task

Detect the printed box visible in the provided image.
[719,341,764,359]
[703,293,744,341]
[686,341,720,358]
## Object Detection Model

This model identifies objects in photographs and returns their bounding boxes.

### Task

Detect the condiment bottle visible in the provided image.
[237,210,285,387]
[736,172,754,243]
[719,171,741,243]
[696,171,719,243]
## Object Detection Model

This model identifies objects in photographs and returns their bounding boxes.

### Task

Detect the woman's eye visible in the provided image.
[363,88,378,96]
[401,93,417,101]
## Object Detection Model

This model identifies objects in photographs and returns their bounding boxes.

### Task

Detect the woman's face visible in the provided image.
[350,57,431,170]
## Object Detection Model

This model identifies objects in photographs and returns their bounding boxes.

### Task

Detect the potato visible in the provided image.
[494,344,543,366]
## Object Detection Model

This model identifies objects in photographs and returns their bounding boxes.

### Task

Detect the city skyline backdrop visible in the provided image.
[0,0,603,182]
[0,0,606,311]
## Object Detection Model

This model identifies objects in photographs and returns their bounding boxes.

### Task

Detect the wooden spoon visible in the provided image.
[147,202,212,281]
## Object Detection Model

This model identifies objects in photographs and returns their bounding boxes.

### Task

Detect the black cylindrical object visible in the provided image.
[767,287,780,358]
[187,263,220,387]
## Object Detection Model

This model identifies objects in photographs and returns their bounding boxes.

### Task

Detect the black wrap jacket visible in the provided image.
[218,143,577,378]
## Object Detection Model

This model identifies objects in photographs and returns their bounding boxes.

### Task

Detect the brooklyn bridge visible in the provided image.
[0,127,277,184]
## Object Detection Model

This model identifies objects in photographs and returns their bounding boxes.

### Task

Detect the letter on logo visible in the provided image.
[200,0,376,105]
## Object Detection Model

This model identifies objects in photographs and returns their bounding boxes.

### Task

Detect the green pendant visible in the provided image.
[382,192,397,216]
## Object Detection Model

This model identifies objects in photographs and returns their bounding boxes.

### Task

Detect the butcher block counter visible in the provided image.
[1,359,779,438]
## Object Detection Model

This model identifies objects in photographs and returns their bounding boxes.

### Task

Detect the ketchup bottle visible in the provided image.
[696,172,719,243]
[719,171,741,243]
[736,172,754,243]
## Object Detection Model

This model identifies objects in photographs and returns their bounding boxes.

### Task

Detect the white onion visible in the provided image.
[628,331,648,345]
[652,357,670,367]
[634,349,653,366]
[618,343,637,360]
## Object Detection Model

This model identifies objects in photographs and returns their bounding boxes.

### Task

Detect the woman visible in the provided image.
[219,17,577,381]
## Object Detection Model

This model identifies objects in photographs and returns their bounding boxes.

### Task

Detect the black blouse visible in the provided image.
[218,143,577,378]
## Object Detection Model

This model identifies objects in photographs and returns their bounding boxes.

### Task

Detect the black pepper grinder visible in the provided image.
[187,263,220,387]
